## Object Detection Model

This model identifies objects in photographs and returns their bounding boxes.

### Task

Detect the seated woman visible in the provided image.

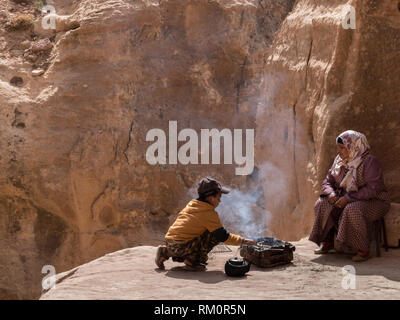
[155,177,256,271]
[309,130,391,262]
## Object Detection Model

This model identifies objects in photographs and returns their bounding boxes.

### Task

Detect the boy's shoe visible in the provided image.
[155,246,169,270]
[352,251,369,262]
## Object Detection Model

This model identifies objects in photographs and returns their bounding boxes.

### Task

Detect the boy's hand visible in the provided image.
[243,239,256,246]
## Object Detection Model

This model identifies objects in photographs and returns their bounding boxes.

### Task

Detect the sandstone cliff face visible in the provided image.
[255,0,400,240]
[1,0,399,300]
[0,0,295,299]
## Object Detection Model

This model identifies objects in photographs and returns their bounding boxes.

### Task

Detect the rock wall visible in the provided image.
[255,0,400,240]
[0,0,295,299]
[1,0,399,300]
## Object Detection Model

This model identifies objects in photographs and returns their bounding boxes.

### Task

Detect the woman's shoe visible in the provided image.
[352,251,369,262]
[314,243,334,254]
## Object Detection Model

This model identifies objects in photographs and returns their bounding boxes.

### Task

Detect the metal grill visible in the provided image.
[240,237,295,268]
[209,243,232,254]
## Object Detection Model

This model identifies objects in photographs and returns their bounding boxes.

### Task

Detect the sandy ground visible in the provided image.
[40,238,400,300]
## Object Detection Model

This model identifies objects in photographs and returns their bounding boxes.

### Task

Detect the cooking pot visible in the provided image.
[224,257,251,277]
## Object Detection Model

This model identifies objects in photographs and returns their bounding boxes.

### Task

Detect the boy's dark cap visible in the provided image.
[197,177,230,197]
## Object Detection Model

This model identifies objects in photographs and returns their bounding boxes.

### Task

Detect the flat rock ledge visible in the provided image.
[40,239,400,300]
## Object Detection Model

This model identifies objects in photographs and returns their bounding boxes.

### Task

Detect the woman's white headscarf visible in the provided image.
[331,130,370,192]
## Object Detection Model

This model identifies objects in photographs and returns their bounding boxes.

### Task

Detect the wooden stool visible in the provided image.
[373,217,388,257]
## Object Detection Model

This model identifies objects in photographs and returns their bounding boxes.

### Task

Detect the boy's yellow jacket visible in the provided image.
[165,199,243,246]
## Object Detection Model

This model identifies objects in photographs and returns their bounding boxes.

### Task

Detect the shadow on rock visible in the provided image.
[248,262,295,273]
[164,266,250,284]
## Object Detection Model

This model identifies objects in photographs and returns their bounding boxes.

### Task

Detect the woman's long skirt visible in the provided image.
[309,197,391,252]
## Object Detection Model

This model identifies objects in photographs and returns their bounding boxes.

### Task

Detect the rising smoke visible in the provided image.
[187,161,287,240]
[185,70,305,239]
[217,188,267,239]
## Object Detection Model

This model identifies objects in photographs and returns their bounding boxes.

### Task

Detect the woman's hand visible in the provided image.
[243,239,257,246]
[334,196,348,208]
[328,192,339,204]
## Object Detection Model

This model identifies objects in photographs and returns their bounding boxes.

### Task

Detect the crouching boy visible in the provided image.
[155,177,256,271]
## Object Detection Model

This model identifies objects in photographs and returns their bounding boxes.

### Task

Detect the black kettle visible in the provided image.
[224,257,251,277]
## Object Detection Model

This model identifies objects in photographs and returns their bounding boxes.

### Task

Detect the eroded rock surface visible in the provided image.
[1,0,399,300]
[0,0,294,299]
